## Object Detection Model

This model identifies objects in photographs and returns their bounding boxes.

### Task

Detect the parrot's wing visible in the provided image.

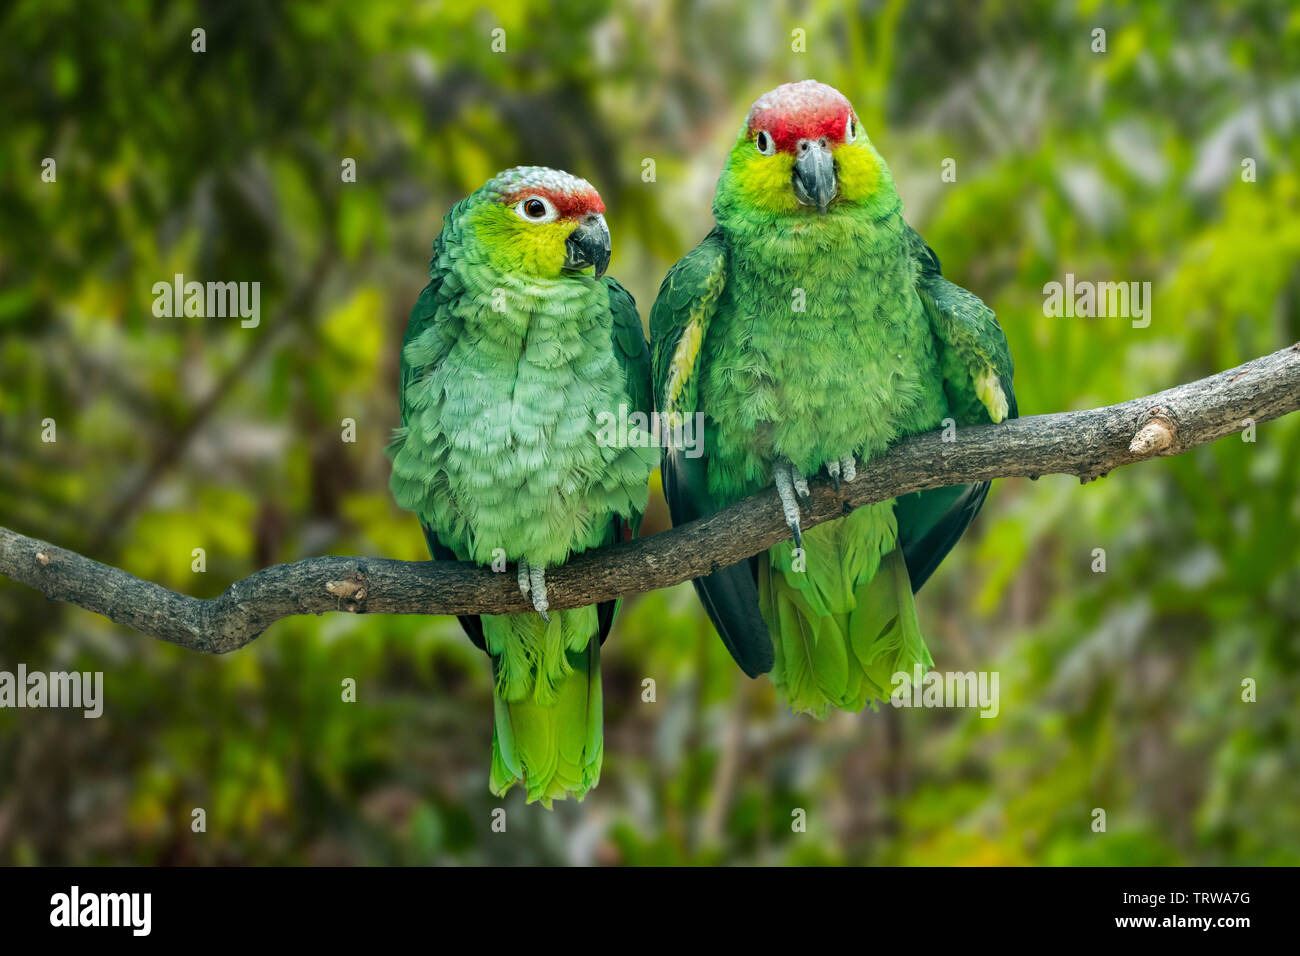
[908,226,1016,425]
[594,276,657,644]
[650,228,728,424]
[393,233,484,646]
[395,234,462,434]
[649,230,773,677]
[606,276,653,444]
[897,224,1018,591]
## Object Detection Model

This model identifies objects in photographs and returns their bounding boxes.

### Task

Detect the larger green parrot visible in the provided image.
[389,166,658,805]
[650,81,1016,717]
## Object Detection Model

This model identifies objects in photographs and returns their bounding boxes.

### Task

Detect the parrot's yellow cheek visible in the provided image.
[731,151,802,214]
[469,205,572,278]
[832,143,881,204]
[509,221,573,278]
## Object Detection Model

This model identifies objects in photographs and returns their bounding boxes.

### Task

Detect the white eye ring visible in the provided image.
[513,195,558,223]
[844,116,856,143]
[755,130,775,155]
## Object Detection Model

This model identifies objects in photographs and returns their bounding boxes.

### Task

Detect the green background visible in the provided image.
[1,0,1298,865]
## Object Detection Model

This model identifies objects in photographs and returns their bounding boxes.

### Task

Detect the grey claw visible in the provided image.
[517,560,531,600]
[827,459,841,493]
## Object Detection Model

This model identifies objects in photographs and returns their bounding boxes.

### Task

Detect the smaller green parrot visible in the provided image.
[651,81,1016,717]
[388,166,658,806]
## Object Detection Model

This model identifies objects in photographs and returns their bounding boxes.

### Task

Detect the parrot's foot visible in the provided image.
[516,558,551,622]
[826,455,857,491]
[773,460,806,550]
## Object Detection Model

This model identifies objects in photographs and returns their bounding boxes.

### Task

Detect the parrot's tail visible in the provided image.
[758,502,933,718]
[483,607,603,807]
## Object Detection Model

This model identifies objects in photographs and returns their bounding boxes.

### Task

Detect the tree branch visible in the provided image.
[3,344,1298,654]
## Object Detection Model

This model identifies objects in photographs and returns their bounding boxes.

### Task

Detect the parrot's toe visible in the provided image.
[840,455,857,483]
[791,465,811,506]
[529,565,551,622]
[773,461,805,550]
[827,459,841,492]
[516,559,551,621]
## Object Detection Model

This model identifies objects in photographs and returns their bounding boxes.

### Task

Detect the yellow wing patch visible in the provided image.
[664,316,703,416]
[974,366,1009,423]
[664,257,726,418]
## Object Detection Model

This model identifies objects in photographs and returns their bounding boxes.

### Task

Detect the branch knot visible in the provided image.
[1129,407,1178,457]
[325,570,368,612]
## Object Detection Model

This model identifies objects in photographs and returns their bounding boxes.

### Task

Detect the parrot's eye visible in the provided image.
[844,117,856,143]
[513,195,558,223]
[755,130,774,155]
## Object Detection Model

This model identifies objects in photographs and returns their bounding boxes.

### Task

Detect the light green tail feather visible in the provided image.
[759,502,933,718]
[485,607,603,807]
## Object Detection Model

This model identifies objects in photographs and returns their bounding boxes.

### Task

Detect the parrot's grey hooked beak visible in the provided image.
[792,138,837,214]
[564,213,611,278]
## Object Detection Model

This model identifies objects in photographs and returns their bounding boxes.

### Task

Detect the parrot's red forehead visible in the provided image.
[745,80,856,153]
[502,185,605,218]
[493,166,605,218]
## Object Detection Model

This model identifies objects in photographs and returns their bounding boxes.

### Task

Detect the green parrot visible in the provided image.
[650,81,1016,717]
[388,166,658,805]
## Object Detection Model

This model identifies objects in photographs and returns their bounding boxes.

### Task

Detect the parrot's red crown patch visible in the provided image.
[746,80,856,154]
[491,166,605,218]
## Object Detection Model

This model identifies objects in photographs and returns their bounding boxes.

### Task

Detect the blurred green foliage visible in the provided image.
[1,0,1298,865]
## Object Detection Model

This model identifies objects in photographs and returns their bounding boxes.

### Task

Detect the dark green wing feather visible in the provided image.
[396,215,468,431]
[650,230,774,677]
[897,225,1017,591]
[606,276,653,445]
[596,276,656,644]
